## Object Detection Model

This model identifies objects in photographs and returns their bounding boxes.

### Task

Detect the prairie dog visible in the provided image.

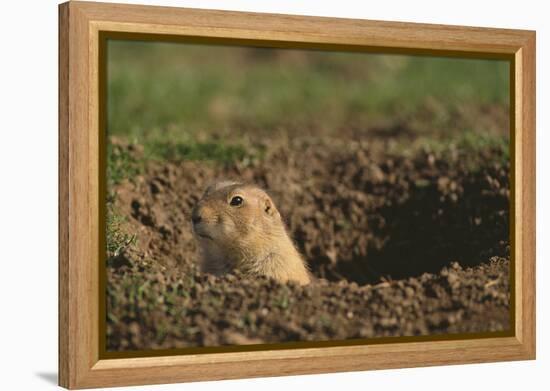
[191,181,311,285]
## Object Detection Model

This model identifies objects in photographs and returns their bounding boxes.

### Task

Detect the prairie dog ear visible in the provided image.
[262,195,278,217]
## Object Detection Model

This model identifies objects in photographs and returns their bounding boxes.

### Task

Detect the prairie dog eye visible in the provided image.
[229,196,244,207]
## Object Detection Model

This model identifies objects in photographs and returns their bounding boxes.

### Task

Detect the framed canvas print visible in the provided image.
[58,1,536,389]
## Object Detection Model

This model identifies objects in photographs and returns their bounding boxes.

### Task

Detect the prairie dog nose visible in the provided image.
[191,208,202,225]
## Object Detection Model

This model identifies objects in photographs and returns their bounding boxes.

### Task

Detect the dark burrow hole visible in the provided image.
[302,181,510,286]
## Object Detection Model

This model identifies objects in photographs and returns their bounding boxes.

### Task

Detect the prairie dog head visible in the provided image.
[191,181,285,260]
[191,180,311,284]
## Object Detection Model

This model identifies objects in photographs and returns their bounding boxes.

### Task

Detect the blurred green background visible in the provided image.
[107,40,510,146]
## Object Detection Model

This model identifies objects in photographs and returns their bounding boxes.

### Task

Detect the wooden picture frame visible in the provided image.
[58,1,536,389]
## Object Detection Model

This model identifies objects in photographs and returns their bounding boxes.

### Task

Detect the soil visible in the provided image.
[107,135,511,351]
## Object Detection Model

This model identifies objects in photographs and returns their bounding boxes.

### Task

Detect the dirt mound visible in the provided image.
[107,257,509,350]
[107,136,510,350]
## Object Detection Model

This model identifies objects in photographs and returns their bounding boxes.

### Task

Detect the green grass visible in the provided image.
[388,129,510,175]
[106,143,140,262]
[107,136,263,190]
[401,129,509,154]
[441,131,508,156]
[420,129,509,163]
[107,142,142,187]
[107,40,510,143]
[145,140,264,164]
[394,126,508,152]
[106,207,136,260]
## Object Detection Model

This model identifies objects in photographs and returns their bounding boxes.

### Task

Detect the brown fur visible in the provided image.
[191,181,311,285]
